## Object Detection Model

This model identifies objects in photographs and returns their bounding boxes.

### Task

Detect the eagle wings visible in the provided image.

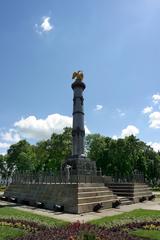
[72,71,84,81]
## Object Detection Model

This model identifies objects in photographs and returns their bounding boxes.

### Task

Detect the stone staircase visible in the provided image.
[77,183,117,213]
[108,183,152,203]
[117,196,133,205]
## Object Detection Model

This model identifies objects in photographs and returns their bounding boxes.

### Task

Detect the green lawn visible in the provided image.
[130,229,160,240]
[0,225,26,240]
[0,206,67,239]
[0,206,67,226]
[90,209,160,227]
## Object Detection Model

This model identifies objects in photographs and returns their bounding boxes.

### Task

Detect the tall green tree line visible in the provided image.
[0,128,159,182]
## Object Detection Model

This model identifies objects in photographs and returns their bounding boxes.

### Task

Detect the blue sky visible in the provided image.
[0,0,160,154]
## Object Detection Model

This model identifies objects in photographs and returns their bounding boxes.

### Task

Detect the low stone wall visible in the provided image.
[4,183,78,213]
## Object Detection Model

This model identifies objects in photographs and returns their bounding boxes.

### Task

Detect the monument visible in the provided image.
[3,71,153,213]
[64,71,97,175]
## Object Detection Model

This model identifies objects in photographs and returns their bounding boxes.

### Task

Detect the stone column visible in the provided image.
[71,79,86,157]
[64,72,97,175]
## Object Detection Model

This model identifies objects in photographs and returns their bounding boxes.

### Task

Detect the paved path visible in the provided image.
[0,199,160,223]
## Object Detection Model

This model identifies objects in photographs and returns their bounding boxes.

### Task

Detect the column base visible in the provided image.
[64,156,97,175]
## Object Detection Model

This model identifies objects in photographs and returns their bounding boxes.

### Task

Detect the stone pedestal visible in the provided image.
[65,156,97,175]
[4,182,116,213]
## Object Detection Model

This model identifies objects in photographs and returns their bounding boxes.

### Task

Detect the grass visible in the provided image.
[0,206,160,239]
[130,229,160,240]
[0,206,67,226]
[0,186,6,192]
[0,225,26,240]
[90,209,160,226]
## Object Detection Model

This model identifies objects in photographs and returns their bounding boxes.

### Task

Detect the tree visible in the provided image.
[47,127,72,171]
[86,134,110,174]
[7,140,36,173]
[86,133,160,182]
[35,127,72,172]
[0,155,6,178]
[34,140,50,171]
[2,129,159,183]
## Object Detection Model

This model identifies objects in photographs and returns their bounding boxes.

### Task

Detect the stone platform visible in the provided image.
[108,182,152,203]
[4,182,117,214]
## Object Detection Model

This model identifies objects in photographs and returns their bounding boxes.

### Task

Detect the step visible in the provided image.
[78,199,114,213]
[78,191,113,197]
[113,189,151,194]
[134,188,152,192]
[109,184,134,187]
[109,184,150,189]
[111,188,134,192]
[120,200,133,205]
[78,183,105,187]
[131,193,153,199]
[117,196,133,205]
[78,187,108,192]
[113,191,152,197]
[111,188,151,194]
[78,195,115,204]
[110,184,149,188]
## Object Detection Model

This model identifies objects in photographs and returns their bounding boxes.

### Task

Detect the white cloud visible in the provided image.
[152,93,160,104]
[112,135,118,140]
[0,142,10,149]
[35,16,53,35]
[117,108,125,117]
[121,125,140,138]
[149,111,160,128]
[0,152,7,156]
[112,125,140,140]
[142,106,153,114]
[95,105,103,111]
[14,113,90,140]
[1,129,21,143]
[41,17,53,32]
[148,142,160,152]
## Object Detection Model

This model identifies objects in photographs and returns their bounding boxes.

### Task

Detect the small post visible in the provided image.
[99,168,102,176]
[65,164,72,183]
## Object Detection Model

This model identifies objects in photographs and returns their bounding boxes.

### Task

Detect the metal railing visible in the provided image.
[11,170,145,185]
[112,172,145,183]
[12,171,104,184]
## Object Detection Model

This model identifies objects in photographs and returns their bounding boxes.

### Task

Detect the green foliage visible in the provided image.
[86,134,160,181]
[35,127,72,171]
[0,128,160,182]
[0,225,26,240]
[7,140,36,172]
[0,207,67,226]
[80,233,97,240]
[130,229,160,239]
[0,128,72,177]
[90,209,160,227]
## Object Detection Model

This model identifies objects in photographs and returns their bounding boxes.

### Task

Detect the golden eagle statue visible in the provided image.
[72,71,84,81]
